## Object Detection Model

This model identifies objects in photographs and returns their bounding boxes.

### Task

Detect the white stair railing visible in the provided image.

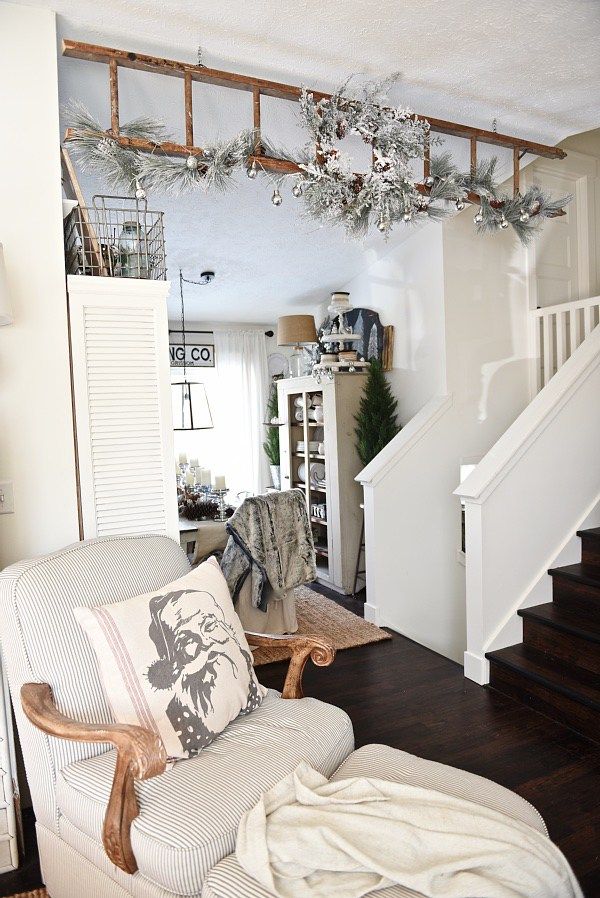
[533,295,600,390]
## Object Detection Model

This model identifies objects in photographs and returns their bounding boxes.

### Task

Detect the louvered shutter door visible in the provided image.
[68,276,178,540]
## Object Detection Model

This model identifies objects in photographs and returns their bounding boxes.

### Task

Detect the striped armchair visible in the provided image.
[0,534,354,898]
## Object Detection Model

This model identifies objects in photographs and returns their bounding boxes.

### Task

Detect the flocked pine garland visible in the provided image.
[65,75,571,244]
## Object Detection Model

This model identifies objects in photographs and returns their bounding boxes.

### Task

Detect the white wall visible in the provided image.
[442,203,532,455]
[321,225,447,423]
[0,5,79,568]
[357,208,531,663]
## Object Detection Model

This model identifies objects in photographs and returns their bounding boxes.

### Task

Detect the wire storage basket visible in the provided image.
[64,195,166,280]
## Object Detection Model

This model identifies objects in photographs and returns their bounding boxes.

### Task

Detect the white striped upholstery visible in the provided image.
[39,821,196,898]
[0,534,191,832]
[57,689,354,895]
[201,743,548,898]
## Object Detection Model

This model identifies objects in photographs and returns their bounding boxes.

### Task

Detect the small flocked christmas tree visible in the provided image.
[354,359,400,466]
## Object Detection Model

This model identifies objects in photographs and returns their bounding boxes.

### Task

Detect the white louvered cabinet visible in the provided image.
[68,276,178,540]
[0,658,19,873]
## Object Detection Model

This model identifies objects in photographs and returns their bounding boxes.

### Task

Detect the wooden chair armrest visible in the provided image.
[21,682,166,874]
[245,632,335,699]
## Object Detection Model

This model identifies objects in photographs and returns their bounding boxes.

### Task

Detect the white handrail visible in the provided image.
[531,294,600,317]
[455,324,600,503]
[356,394,453,487]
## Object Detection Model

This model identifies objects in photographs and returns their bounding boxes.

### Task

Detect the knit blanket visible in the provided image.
[236,762,583,898]
[221,490,316,612]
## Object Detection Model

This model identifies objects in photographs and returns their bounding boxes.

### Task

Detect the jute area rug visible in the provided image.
[251,585,390,665]
[8,891,48,897]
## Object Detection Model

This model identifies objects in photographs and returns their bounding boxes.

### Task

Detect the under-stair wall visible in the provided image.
[456,321,600,684]
[356,208,533,663]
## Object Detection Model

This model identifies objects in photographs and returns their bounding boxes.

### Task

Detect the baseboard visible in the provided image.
[363,602,379,624]
[464,650,490,685]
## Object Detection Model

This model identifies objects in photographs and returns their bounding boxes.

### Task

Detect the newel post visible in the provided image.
[462,499,490,685]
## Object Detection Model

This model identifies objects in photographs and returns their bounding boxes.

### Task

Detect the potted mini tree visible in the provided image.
[354,359,401,466]
[263,385,281,489]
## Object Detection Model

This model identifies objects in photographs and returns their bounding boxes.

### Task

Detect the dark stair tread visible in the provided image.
[577,527,600,540]
[519,603,600,644]
[549,563,600,588]
[486,644,600,710]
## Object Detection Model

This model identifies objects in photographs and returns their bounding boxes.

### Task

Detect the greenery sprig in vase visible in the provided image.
[263,385,281,488]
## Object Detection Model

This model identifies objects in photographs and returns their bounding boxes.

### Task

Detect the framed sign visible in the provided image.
[169,342,215,367]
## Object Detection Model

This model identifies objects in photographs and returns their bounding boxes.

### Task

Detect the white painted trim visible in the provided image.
[363,602,379,624]
[455,325,600,503]
[67,274,169,297]
[464,651,489,685]
[356,394,453,487]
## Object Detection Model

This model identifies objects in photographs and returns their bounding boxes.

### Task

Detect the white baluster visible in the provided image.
[535,316,543,393]
[584,304,595,338]
[542,314,552,387]
[568,307,580,355]
[556,311,568,369]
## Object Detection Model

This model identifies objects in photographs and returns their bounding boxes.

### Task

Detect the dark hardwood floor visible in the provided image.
[2,591,599,897]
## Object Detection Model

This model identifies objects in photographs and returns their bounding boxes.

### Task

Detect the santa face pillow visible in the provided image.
[75,556,266,759]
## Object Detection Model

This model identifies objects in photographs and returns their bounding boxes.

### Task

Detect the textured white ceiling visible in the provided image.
[23,0,600,322]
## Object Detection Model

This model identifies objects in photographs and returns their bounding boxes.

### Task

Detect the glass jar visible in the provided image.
[118,220,149,278]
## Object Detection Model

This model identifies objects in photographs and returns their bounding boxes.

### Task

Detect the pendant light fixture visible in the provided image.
[172,270,214,431]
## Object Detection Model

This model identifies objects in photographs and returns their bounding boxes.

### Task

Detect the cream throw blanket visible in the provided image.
[236,762,582,898]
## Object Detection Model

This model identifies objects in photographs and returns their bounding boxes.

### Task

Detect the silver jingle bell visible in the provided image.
[455,199,465,211]
[272,189,283,206]
[519,209,530,223]
[186,155,199,171]
[135,187,146,200]
[377,218,388,232]
[403,210,412,222]
[292,183,303,198]
[474,210,483,224]
[247,162,258,179]
[499,217,509,229]
[424,176,434,188]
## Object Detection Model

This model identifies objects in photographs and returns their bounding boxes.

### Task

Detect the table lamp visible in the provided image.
[277,315,317,377]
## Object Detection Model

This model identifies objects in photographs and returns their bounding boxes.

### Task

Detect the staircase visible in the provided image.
[487,528,600,742]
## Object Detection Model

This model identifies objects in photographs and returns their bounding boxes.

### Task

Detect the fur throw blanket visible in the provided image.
[221,490,316,612]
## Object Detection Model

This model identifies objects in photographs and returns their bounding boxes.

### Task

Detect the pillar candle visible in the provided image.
[190,457,199,468]
[185,471,195,486]
[214,475,226,490]
[200,468,212,486]
[178,452,188,464]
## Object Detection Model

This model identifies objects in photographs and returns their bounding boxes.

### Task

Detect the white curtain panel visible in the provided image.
[214,330,270,497]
